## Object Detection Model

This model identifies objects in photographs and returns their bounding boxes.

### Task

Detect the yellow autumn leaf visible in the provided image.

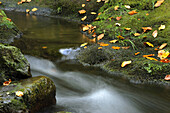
[97,33,104,40]
[79,9,86,14]
[42,46,47,49]
[159,43,167,49]
[98,47,102,49]
[3,79,12,86]
[158,25,165,30]
[143,54,155,57]
[124,28,131,30]
[109,40,118,43]
[121,61,132,67]
[144,42,154,47]
[16,91,24,97]
[100,43,109,46]
[122,46,130,49]
[81,16,87,21]
[114,6,119,10]
[82,26,89,31]
[158,50,169,59]
[26,9,30,13]
[145,57,158,61]
[152,30,158,38]
[91,12,97,15]
[32,8,38,12]
[142,27,152,32]
[154,0,164,7]
[134,33,140,36]
[80,43,88,47]
[82,4,85,7]
[112,46,120,50]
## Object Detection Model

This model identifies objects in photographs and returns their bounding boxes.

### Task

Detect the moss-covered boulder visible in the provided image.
[0,44,31,84]
[0,76,56,113]
[0,9,22,43]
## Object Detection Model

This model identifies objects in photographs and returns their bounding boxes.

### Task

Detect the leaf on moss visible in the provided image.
[144,42,154,47]
[109,40,118,43]
[154,0,164,7]
[158,50,169,59]
[124,28,131,30]
[3,79,11,86]
[32,8,38,12]
[117,35,124,39]
[79,10,86,14]
[152,30,158,38]
[164,75,170,80]
[81,16,87,21]
[125,5,131,9]
[114,6,119,11]
[116,16,122,20]
[160,59,170,63]
[121,61,132,67]
[159,43,167,49]
[142,27,152,32]
[128,10,138,15]
[97,33,104,40]
[134,33,140,36]
[158,25,165,30]
[122,46,130,49]
[112,46,120,50]
[15,91,24,97]
[82,4,85,7]
[145,57,158,61]
[143,54,155,57]
[80,43,88,47]
[135,52,140,55]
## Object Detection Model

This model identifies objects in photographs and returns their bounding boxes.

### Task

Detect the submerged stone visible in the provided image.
[0,76,56,113]
[0,44,31,84]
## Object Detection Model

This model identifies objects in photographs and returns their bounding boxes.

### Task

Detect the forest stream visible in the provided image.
[6,11,170,113]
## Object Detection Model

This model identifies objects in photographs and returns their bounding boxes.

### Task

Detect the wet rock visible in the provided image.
[0,76,56,113]
[0,10,22,44]
[0,44,31,84]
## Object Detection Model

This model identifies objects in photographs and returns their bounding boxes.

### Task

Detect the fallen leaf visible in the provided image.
[42,46,47,49]
[128,10,138,15]
[80,43,88,47]
[121,61,132,67]
[83,26,89,31]
[79,10,86,14]
[117,35,124,39]
[32,8,38,12]
[145,57,158,61]
[142,27,152,32]
[115,23,121,26]
[158,50,169,59]
[90,38,96,42]
[97,33,104,40]
[135,52,140,55]
[15,91,24,97]
[21,0,26,2]
[125,5,131,9]
[158,25,165,30]
[18,2,22,5]
[104,0,109,3]
[6,18,11,22]
[112,46,120,50]
[91,12,97,15]
[0,2,2,5]
[82,4,85,7]
[116,16,122,20]
[3,79,12,86]
[26,9,30,13]
[81,16,87,21]
[124,28,131,30]
[27,0,31,2]
[146,13,149,16]
[154,0,164,7]
[159,43,167,49]
[92,33,97,37]
[143,54,155,57]
[152,30,158,38]
[100,43,109,46]
[98,12,102,15]
[114,6,119,10]
[109,40,118,43]
[164,75,170,80]
[84,46,87,49]
[122,46,130,49]
[86,0,90,1]
[97,0,101,2]
[144,42,154,47]
[134,33,140,36]
[160,59,170,63]
[98,47,102,49]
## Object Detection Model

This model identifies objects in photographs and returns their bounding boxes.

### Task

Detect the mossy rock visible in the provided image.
[0,44,31,84]
[0,76,56,113]
[0,9,22,43]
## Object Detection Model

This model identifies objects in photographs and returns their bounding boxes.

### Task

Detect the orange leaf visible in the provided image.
[124,28,131,30]
[159,43,167,49]
[146,13,149,16]
[158,50,169,59]
[86,0,90,1]
[154,0,164,7]
[98,47,102,49]
[100,43,109,46]
[122,46,130,49]
[79,10,86,14]
[84,46,87,49]
[114,6,119,10]
[144,42,154,47]
[134,33,140,36]
[160,59,170,63]
[142,27,152,32]
[15,91,24,97]
[143,54,155,57]
[152,30,158,38]
[121,61,132,67]
[128,10,138,15]
[92,33,97,37]
[145,57,158,61]
[164,75,170,80]
[97,33,104,40]
[135,52,140,55]
[3,79,12,86]
[109,40,118,43]
[6,18,11,22]
[117,35,124,39]
[112,46,120,50]
[18,2,22,5]
[98,12,102,16]
[90,38,96,43]
[116,16,122,20]
[42,46,47,49]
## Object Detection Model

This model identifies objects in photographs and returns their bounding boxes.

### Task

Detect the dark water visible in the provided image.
[6,11,170,113]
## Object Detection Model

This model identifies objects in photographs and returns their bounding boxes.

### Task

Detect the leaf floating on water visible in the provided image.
[81,16,87,21]
[109,40,118,43]
[32,8,38,12]
[134,33,140,36]
[145,57,158,61]
[15,91,24,97]
[114,6,119,11]
[82,4,85,7]
[97,33,104,40]
[125,5,131,9]
[164,75,170,80]
[144,42,154,47]
[3,79,12,86]
[154,0,164,7]
[160,59,170,63]
[142,27,152,32]
[124,28,131,30]
[121,61,132,67]
[80,43,88,47]
[152,30,158,38]
[128,10,138,15]
[112,46,120,50]
[158,25,165,30]
[135,52,140,55]
[159,43,167,49]
[79,10,86,14]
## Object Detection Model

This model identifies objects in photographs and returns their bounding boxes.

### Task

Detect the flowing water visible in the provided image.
[6,11,170,113]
